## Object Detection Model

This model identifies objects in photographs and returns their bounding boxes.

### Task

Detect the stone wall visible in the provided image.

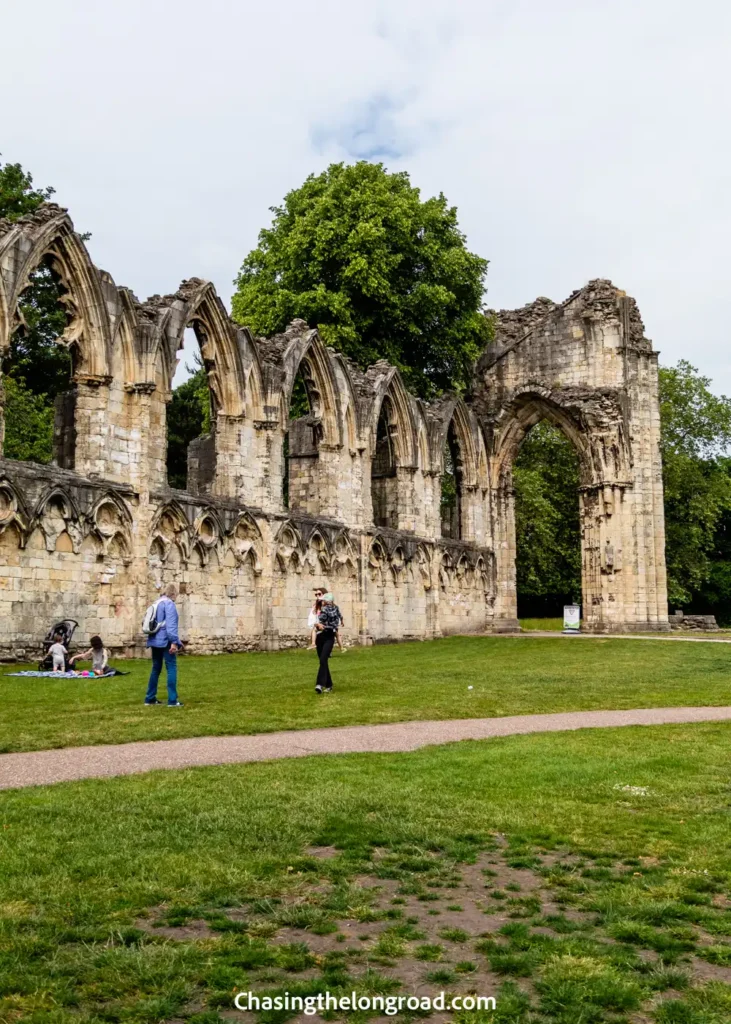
[0,205,668,659]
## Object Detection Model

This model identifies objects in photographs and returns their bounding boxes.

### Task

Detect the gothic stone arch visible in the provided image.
[0,204,120,474]
[366,366,422,532]
[477,280,668,633]
[0,201,669,653]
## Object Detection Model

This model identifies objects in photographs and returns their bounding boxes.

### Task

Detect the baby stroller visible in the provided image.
[38,619,79,671]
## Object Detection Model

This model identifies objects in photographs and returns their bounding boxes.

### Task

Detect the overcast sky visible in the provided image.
[2,0,730,391]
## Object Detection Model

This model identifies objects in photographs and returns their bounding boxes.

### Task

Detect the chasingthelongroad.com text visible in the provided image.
[234,990,497,1016]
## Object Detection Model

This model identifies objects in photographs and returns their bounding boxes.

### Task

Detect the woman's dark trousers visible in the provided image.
[315,630,335,690]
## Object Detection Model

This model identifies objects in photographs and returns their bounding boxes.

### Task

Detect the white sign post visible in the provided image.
[563,604,581,633]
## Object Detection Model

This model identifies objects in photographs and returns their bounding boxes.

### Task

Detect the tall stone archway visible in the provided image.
[476,280,668,633]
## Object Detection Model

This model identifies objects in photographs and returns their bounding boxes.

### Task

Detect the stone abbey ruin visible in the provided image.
[0,204,669,657]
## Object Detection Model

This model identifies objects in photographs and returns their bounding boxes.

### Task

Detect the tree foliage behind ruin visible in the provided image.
[513,423,581,616]
[232,161,491,399]
[0,158,72,463]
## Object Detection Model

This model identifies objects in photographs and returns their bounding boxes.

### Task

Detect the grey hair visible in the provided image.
[165,583,178,598]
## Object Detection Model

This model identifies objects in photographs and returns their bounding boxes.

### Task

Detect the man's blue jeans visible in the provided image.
[145,645,178,704]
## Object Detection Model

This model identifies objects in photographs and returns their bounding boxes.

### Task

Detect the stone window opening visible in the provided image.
[371,395,399,529]
[1,254,76,467]
[512,419,582,620]
[440,420,464,540]
[283,358,323,513]
[166,325,218,493]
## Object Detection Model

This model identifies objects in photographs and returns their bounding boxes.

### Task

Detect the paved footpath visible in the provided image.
[2,705,731,791]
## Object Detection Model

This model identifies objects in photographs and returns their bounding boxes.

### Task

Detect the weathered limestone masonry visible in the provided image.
[476,282,668,632]
[0,206,668,658]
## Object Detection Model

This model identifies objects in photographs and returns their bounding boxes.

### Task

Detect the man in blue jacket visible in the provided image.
[144,583,184,706]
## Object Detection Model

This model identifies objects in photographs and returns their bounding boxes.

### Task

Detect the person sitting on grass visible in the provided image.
[70,635,110,676]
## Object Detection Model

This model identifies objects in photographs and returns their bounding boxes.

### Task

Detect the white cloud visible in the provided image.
[1,0,730,390]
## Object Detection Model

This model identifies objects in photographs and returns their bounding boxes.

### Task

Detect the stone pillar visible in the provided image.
[490,475,520,631]
[316,443,348,520]
[53,388,77,469]
[187,433,216,495]
[70,374,113,478]
[212,413,247,499]
[356,532,371,644]
[460,484,483,544]
[421,470,441,540]
[257,519,280,650]
[424,560,440,638]
[253,419,282,512]
[580,484,629,631]
[626,349,669,629]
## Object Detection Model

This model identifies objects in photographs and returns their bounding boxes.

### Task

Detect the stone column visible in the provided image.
[212,413,246,498]
[0,378,5,455]
[421,469,441,539]
[356,532,371,644]
[395,466,418,531]
[489,475,520,631]
[257,519,279,650]
[252,419,282,512]
[69,374,113,478]
[117,383,158,656]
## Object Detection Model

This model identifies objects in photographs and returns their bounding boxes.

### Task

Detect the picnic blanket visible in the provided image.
[5,669,129,678]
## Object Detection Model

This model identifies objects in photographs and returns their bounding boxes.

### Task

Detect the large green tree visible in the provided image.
[232,161,490,398]
[659,360,731,613]
[0,158,55,219]
[0,375,54,463]
[0,158,73,463]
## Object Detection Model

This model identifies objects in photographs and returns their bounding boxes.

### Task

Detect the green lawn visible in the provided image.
[1,723,730,1023]
[1,635,730,753]
[519,618,564,632]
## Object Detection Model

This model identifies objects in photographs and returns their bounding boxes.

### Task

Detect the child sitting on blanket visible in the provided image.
[70,635,109,676]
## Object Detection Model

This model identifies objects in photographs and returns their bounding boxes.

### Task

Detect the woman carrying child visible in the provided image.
[308,587,345,652]
[307,588,325,649]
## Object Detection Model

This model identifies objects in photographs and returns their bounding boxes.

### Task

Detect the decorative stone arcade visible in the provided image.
[0,205,668,658]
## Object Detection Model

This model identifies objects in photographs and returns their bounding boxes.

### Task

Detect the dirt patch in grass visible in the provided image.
[304,845,339,859]
[156,838,731,1022]
[134,908,216,941]
[689,956,731,984]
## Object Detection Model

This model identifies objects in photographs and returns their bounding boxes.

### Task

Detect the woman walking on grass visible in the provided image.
[314,593,343,694]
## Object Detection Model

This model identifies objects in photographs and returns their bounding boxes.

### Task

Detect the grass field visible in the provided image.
[1,722,730,1023]
[518,619,563,632]
[1,635,730,754]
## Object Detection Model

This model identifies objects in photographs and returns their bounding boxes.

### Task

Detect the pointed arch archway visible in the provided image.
[143,279,248,497]
[0,206,113,377]
[489,386,632,632]
[429,396,481,542]
[368,369,418,531]
[259,321,346,518]
[0,206,117,470]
